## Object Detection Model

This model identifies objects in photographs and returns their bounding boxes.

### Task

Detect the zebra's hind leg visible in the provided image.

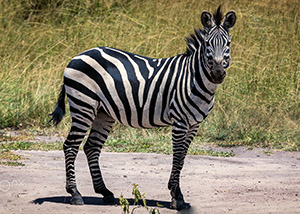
[83,111,116,204]
[64,124,91,205]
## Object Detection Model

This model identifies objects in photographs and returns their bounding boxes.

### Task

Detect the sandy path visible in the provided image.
[1,148,300,214]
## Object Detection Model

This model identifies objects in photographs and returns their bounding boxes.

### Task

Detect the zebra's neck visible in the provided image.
[185,47,218,100]
[162,50,217,127]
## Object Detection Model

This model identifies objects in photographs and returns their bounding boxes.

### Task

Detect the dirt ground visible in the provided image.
[1,147,300,214]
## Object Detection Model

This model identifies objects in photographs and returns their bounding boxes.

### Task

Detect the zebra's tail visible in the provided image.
[49,84,66,126]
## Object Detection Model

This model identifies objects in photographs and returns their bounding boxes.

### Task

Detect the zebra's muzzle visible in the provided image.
[212,73,226,84]
[211,63,226,84]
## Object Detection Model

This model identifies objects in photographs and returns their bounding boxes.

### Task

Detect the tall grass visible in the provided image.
[0,0,299,149]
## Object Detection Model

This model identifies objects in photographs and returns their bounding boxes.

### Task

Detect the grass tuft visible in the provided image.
[0,141,62,151]
[0,150,24,166]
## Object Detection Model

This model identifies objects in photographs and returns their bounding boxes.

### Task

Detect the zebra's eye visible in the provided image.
[207,58,213,68]
[223,58,230,68]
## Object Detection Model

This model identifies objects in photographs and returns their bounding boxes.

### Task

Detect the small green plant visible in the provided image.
[263,150,273,156]
[119,184,160,214]
[132,184,142,205]
[120,194,130,214]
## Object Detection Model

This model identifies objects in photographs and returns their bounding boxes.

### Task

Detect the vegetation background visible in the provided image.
[0,0,299,151]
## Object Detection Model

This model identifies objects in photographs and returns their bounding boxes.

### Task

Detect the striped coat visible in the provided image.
[50,6,236,211]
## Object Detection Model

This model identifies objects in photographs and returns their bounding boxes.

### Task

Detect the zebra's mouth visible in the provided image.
[211,72,226,84]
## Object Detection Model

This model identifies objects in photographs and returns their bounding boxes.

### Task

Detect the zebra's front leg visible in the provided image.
[168,123,199,210]
[84,111,116,204]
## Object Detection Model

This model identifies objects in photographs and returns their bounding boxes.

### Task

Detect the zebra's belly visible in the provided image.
[103,104,172,129]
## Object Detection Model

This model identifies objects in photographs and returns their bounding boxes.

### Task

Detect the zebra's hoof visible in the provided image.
[170,197,190,211]
[70,195,84,205]
[103,194,116,204]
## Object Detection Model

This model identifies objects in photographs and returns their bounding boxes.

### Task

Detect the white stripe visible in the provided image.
[142,58,171,127]
[65,65,118,121]
[64,67,100,99]
[163,57,186,123]
[175,61,196,125]
[64,84,97,111]
[197,51,218,93]
[106,48,145,109]
[73,53,126,125]
[153,57,178,125]
[67,95,95,117]
[180,59,198,125]
[157,58,162,68]
[98,49,138,127]
[134,55,154,79]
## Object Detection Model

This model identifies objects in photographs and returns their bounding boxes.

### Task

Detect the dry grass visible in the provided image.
[0,0,299,150]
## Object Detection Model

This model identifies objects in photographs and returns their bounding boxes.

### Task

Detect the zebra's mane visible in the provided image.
[185,28,204,56]
[213,5,223,27]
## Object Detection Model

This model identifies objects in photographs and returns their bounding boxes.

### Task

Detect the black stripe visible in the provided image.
[194,51,214,96]
[67,94,96,116]
[90,129,108,139]
[71,114,92,128]
[104,48,145,127]
[148,58,173,127]
[185,94,206,119]
[191,86,211,104]
[160,57,183,124]
[64,77,99,101]
[66,56,121,122]
[173,91,188,124]
[200,52,215,84]
[179,67,198,123]
[94,48,133,126]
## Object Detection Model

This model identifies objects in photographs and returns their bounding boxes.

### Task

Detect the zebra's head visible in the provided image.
[200,6,236,84]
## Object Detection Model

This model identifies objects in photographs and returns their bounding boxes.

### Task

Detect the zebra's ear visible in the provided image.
[223,11,236,29]
[201,11,213,28]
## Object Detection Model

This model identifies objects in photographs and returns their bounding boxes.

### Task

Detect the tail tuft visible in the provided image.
[49,85,66,126]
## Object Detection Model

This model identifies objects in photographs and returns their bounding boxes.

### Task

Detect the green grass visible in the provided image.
[0,150,24,166]
[107,125,234,156]
[0,136,234,157]
[0,129,234,158]
[0,141,62,151]
[0,140,62,166]
[105,136,234,157]
[0,0,299,150]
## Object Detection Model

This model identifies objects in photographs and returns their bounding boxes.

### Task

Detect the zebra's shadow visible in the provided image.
[32,196,171,208]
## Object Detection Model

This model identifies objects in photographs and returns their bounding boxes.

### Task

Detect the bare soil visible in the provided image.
[1,147,300,214]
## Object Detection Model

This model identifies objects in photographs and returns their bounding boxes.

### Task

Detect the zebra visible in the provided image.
[50,6,236,210]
